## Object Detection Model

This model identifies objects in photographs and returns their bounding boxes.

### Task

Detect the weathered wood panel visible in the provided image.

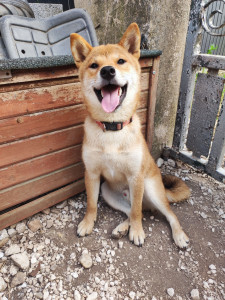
[0,82,83,119]
[0,105,87,144]
[0,125,83,168]
[0,179,85,231]
[0,145,82,190]
[0,65,78,86]
[186,73,225,158]
[0,163,84,211]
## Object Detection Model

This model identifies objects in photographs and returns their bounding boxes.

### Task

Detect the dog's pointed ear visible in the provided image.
[118,23,141,59]
[70,33,93,68]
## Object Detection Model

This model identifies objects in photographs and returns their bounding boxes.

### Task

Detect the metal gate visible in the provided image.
[165,0,225,183]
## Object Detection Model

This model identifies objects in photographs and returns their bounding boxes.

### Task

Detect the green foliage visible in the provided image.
[207,44,218,55]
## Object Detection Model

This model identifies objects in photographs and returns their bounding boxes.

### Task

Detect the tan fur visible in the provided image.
[70,23,190,248]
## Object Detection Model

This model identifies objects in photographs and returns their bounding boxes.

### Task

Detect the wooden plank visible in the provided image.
[0,125,83,168]
[0,59,151,86]
[0,76,79,93]
[192,54,225,70]
[0,82,83,119]
[0,179,85,231]
[139,58,153,68]
[137,108,147,125]
[140,72,149,91]
[0,145,82,190]
[0,163,84,211]
[0,65,78,86]
[146,57,160,150]
[139,90,148,109]
[186,73,225,158]
[0,104,87,144]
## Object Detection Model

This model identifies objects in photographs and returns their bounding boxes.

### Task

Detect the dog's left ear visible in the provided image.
[70,33,93,68]
[118,23,141,59]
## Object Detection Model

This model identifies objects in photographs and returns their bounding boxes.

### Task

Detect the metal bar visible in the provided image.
[192,53,225,69]
[207,95,225,171]
[186,73,224,158]
[162,147,225,183]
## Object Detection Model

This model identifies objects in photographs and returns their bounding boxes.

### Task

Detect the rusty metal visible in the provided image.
[201,0,225,36]
[170,0,225,182]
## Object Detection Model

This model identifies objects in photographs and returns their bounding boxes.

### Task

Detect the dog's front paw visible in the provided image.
[173,230,189,249]
[77,218,94,237]
[112,219,129,239]
[129,224,145,247]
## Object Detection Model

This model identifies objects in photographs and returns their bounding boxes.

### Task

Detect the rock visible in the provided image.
[0,237,9,248]
[74,290,81,300]
[9,265,18,276]
[35,292,43,299]
[16,223,27,233]
[42,208,50,214]
[11,272,26,287]
[209,264,216,270]
[11,252,30,270]
[28,220,42,232]
[200,212,208,219]
[56,201,67,209]
[0,229,9,240]
[167,288,174,297]
[87,292,98,300]
[0,277,7,292]
[118,241,124,249]
[157,158,164,168]
[8,228,17,237]
[46,220,53,229]
[5,244,21,256]
[167,159,176,167]
[129,291,136,299]
[190,289,200,300]
[79,252,93,269]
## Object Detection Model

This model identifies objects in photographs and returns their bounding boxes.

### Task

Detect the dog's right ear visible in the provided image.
[70,33,93,68]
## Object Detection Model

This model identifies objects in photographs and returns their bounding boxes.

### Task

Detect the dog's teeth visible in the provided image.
[101,90,103,98]
[118,88,122,96]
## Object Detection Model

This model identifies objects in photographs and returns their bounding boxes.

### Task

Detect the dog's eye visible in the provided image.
[117,59,126,65]
[90,63,98,69]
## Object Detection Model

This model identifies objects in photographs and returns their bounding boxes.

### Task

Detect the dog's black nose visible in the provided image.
[100,66,116,81]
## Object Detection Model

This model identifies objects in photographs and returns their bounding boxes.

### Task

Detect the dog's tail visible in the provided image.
[162,175,190,203]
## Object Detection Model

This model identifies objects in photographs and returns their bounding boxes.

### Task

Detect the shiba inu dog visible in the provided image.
[70,23,190,247]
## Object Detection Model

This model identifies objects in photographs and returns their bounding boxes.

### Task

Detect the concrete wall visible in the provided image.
[74,0,191,158]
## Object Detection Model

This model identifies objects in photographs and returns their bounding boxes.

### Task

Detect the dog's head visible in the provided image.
[70,23,141,122]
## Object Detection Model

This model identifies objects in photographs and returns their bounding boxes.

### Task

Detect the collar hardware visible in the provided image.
[96,117,132,132]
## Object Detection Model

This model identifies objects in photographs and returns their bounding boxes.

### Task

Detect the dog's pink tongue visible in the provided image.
[101,86,120,113]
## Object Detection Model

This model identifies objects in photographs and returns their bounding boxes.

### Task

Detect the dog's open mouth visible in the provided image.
[94,84,127,113]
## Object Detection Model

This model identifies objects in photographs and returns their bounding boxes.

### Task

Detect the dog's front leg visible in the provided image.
[77,170,100,237]
[128,176,145,246]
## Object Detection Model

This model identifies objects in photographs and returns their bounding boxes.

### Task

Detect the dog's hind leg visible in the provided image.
[101,182,131,238]
[144,176,189,248]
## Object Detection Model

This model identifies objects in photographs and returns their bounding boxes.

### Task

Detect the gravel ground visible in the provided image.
[0,159,224,300]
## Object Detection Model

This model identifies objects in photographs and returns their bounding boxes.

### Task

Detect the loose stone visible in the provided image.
[11,272,26,287]
[167,288,175,297]
[190,289,200,300]
[28,219,42,232]
[0,277,7,292]
[5,244,21,256]
[11,252,30,270]
[79,252,93,269]
[87,292,98,300]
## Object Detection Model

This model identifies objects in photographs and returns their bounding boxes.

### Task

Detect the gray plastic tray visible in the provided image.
[0,8,98,59]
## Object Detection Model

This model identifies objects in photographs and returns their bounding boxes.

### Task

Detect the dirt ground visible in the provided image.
[0,159,224,300]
